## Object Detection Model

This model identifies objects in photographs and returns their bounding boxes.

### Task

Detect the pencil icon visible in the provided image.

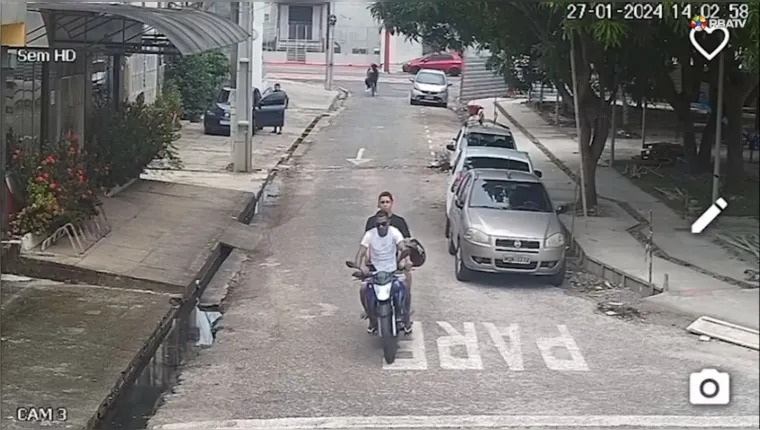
[691,198,728,234]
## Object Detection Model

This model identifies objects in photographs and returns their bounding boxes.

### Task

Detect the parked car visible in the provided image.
[446,146,541,220]
[203,86,287,136]
[409,69,452,108]
[446,168,567,285]
[402,52,463,76]
[447,119,515,167]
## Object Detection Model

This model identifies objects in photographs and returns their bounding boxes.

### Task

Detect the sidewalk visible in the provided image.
[2,82,342,428]
[20,82,341,291]
[471,98,758,332]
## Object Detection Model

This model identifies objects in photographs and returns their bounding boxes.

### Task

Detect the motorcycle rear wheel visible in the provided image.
[379,315,397,364]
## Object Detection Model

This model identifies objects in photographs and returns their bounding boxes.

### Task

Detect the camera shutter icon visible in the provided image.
[689,368,730,405]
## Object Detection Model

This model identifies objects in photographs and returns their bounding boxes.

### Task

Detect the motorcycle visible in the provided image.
[346,249,410,364]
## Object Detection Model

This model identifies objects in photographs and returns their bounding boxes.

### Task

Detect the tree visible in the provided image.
[371,1,655,207]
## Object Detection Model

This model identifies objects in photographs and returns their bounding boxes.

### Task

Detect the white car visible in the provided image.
[409,69,451,107]
[447,120,517,168]
[445,146,542,230]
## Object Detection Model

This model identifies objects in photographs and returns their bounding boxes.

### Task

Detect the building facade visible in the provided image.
[261,1,423,69]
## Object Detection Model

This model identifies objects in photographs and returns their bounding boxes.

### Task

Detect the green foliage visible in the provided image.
[165,51,229,118]
[9,134,99,236]
[156,78,184,124]
[86,96,181,190]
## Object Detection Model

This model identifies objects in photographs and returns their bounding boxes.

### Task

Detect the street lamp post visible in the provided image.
[325,13,336,91]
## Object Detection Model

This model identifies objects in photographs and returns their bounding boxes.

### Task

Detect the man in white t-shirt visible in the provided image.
[354,210,410,335]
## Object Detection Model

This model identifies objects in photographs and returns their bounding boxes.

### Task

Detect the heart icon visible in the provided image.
[690,27,730,61]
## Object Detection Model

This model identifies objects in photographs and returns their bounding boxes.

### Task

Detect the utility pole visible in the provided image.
[232,1,254,172]
[324,9,336,91]
[229,1,239,84]
[712,51,725,203]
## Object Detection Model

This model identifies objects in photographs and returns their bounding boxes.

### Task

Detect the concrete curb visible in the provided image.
[492,101,661,297]
[86,89,348,429]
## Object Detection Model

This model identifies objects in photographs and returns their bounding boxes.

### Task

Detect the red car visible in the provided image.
[402,52,463,76]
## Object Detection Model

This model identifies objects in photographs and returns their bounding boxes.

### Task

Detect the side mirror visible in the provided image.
[455,199,464,209]
[447,83,453,87]
[446,143,455,151]
[351,270,365,278]
[534,170,543,178]
[345,260,358,269]
[555,205,567,214]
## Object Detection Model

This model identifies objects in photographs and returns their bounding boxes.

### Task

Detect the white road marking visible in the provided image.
[484,322,524,371]
[436,321,483,370]
[536,324,589,372]
[152,414,760,429]
[383,321,428,370]
[379,321,589,371]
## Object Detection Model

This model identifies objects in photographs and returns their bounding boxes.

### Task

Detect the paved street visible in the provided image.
[147,82,759,429]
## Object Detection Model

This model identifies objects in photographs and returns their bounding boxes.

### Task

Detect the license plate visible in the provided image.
[503,255,531,264]
[220,120,230,126]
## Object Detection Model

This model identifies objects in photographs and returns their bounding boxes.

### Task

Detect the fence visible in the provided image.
[262,23,380,59]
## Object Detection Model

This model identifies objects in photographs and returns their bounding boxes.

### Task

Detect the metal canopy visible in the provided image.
[26,2,251,55]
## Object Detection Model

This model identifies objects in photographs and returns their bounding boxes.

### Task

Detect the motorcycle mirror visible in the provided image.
[351,270,365,278]
[345,260,357,268]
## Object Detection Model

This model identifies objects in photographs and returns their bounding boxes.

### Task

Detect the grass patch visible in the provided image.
[614,161,760,217]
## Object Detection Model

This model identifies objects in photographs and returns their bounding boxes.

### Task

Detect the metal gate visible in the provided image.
[458,49,509,104]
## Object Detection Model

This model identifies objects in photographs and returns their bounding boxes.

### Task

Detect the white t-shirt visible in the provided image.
[361,226,405,273]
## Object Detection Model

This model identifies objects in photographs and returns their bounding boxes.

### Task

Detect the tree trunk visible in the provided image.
[697,111,717,171]
[724,98,745,191]
[578,113,599,208]
[671,100,698,166]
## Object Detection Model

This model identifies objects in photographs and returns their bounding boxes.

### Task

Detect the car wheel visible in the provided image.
[447,230,456,255]
[439,102,448,109]
[454,241,474,282]
[448,67,461,77]
[546,260,567,286]
[410,98,417,105]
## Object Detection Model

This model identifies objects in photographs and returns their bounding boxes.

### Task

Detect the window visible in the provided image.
[215,89,231,103]
[469,179,552,212]
[415,72,446,85]
[452,151,464,175]
[467,132,516,149]
[429,54,453,61]
[464,157,531,172]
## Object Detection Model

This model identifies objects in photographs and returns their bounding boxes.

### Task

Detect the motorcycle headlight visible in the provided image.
[464,228,490,245]
[545,232,565,248]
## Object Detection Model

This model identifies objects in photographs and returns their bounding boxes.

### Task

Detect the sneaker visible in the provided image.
[367,325,378,335]
[403,323,413,335]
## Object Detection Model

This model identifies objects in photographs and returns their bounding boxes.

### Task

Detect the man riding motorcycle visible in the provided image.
[365,64,379,92]
[354,210,411,335]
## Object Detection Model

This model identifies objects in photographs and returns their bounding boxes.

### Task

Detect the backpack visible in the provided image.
[407,238,426,268]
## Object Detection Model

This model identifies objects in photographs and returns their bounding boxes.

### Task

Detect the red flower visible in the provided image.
[49,183,59,190]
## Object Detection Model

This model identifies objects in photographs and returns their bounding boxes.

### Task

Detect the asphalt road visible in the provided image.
[147,82,759,430]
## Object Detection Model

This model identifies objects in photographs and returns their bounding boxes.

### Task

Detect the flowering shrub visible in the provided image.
[87,94,181,190]
[8,133,99,237]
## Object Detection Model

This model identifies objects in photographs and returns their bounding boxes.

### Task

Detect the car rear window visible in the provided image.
[467,132,516,149]
[464,157,530,172]
[469,179,552,213]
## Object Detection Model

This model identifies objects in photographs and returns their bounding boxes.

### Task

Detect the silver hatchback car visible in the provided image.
[409,69,451,107]
[446,169,568,285]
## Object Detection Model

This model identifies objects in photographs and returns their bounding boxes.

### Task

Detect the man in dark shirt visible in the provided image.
[361,191,414,333]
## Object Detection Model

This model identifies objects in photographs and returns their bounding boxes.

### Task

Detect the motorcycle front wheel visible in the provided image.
[379,314,397,364]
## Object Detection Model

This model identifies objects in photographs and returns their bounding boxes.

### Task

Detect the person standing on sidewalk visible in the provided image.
[269,83,288,135]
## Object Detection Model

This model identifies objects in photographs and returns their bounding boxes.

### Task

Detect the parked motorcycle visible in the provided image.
[346,249,410,364]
